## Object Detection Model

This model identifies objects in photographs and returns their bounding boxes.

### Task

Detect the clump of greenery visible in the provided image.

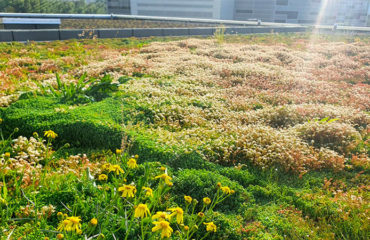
[38,73,123,104]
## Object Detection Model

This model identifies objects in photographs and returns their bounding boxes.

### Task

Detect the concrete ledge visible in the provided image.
[133,28,163,37]
[60,29,83,40]
[225,27,252,35]
[189,28,215,36]
[60,29,98,40]
[162,28,189,36]
[12,29,59,41]
[0,26,321,42]
[0,30,13,42]
[251,27,273,33]
[98,29,133,38]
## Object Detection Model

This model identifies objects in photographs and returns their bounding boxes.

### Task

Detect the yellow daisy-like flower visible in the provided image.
[44,130,58,139]
[127,158,138,169]
[155,173,172,185]
[102,163,111,171]
[152,220,173,239]
[56,234,64,239]
[220,186,232,195]
[109,164,124,175]
[184,195,192,204]
[134,154,139,159]
[57,216,82,233]
[66,216,82,232]
[197,212,205,218]
[118,184,137,198]
[4,152,10,158]
[134,204,151,218]
[168,207,184,224]
[116,149,122,154]
[160,166,166,171]
[152,211,171,221]
[57,219,70,232]
[90,218,98,226]
[98,174,108,181]
[203,197,211,205]
[204,222,217,232]
[142,187,153,197]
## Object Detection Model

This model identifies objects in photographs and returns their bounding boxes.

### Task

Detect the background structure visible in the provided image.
[107,0,370,27]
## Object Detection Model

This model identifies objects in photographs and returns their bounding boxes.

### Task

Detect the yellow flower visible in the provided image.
[203,197,211,205]
[90,218,98,226]
[134,154,139,159]
[44,237,50,240]
[231,190,235,194]
[67,216,82,232]
[109,164,124,175]
[217,182,222,188]
[116,149,122,154]
[0,118,2,124]
[102,163,111,171]
[134,204,151,218]
[168,207,184,224]
[44,130,58,139]
[204,222,217,232]
[57,216,81,232]
[118,184,137,198]
[152,220,173,239]
[142,187,153,197]
[155,173,172,185]
[152,211,171,221]
[197,212,205,218]
[220,186,232,195]
[56,234,64,239]
[184,195,192,204]
[98,174,108,181]
[160,166,166,171]
[57,219,70,232]
[184,226,189,231]
[127,158,138,169]
[4,152,10,158]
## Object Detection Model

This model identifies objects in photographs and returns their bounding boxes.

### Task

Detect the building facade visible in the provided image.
[107,0,370,27]
[129,0,234,19]
[107,0,131,14]
[234,0,370,26]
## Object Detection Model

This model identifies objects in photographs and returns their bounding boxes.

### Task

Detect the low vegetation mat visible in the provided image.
[0,33,369,239]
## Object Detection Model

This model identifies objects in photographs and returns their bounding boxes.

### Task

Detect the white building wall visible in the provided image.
[235,0,370,26]
[130,0,232,19]
[106,0,370,27]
